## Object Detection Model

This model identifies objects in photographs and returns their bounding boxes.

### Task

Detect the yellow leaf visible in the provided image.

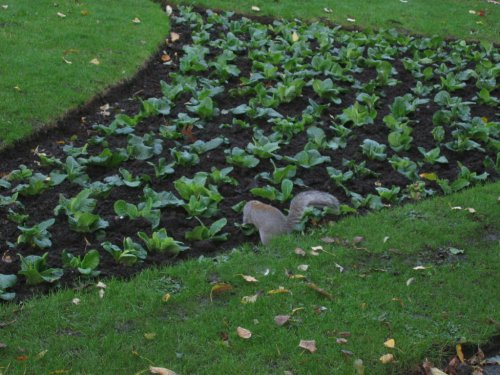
[430,368,447,375]
[384,338,396,348]
[289,274,306,279]
[379,353,394,363]
[81,10,89,16]
[210,283,233,301]
[161,54,171,62]
[35,350,48,359]
[291,31,299,42]
[144,332,156,340]
[238,274,258,283]
[267,286,291,295]
[149,367,178,375]
[90,58,100,65]
[298,339,317,353]
[419,172,438,181]
[236,326,252,339]
[161,293,171,303]
[456,343,465,363]
[132,17,141,24]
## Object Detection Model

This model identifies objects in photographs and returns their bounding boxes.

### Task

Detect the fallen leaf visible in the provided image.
[98,289,105,299]
[165,5,173,16]
[170,32,180,42]
[0,343,6,349]
[268,286,291,295]
[297,264,309,271]
[99,104,111,116]
[336,338,348,344]
[384,338,396,348]
[132,17,141,23]
[324,8,333,13]
[456,343,465,363]
[347,17,356,23]
[96,281,107,289]
[294,247,306,256]
[448,247,464,255]
[341,349,354,357]
[81,10,89,16]
[380,353,394,363]
[288,274,306,280]
[299,340,317,353]
[149,366,178,375]
[406,277,415,286]
[291,31,299,42]
[72,298,81,305]
[251,5,260,12]
[335,263,345,273]
[14,85,21,91]
[144,332,157,340]
[16,355,28,361]
[311,245,323,251]
[413,266,429,270]
[90,58,100,65]
[241,294,259,304]
[1,5,8,10]
[306,283,333,300]
[57,12,66,18]
[383,236,390,243]
[451,206,463,210]
[161,54,171,62]
[274,315,291,326]
[465,207,476,213]
[1,251,13,263]
[469,10,477,14]
[420,172,438,181]
[62,57,72,64]
[162,293,171,303]
[35,350,48,359]
[321,236,336,243]
[210,283,233,301]
[352,236,364,244]
[236,326,252,339]
[430,368,447,375]
[239,274,258,283]
[314,305,328,314]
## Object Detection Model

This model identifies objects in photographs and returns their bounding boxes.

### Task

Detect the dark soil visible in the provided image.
[0,7,498,302]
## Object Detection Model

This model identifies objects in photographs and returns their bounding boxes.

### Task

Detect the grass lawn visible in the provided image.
[0,0,168,148]
[0,182,499,374]
[169,0,499,43]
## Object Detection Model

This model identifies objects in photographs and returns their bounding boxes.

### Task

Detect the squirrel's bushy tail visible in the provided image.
[285,191,339,230]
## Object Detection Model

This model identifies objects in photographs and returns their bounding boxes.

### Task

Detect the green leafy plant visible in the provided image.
[225,147,260,168]
[127,133,163,161]
[84,148,128,168]
[102,238,147,265]
[326,167,353,193]
[250,179,294,203]
[138,229,188,255]
[62,249,100,277]
[17,218,55,249]
[18,253,63,285]
[185,218,229,242]
[360,139,387,161]
[375,186,402,203]
[418,147,449,164]
[286,149,331,168]
[311,78,342,102]
[114,198,161,229]
[0,274,17,301]
[337,102,376,127]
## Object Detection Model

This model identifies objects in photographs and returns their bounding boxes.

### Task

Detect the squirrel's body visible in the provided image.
[243,191,339,245]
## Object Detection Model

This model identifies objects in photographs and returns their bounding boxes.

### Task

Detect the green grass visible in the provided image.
[1,182,499,374]
[0,0,168,148]
[170,0,499,43]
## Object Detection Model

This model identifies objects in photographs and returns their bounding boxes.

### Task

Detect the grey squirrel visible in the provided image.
[242,191,339,245]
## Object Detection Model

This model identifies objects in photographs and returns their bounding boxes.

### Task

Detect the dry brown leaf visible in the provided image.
[321,236,336,243]
[339,331,351,337]
[430,368,447,375]
[162,293,171,303]
[90,58,100,65]
[288,274,306,280]
[384,338,396,348]
[0,343,7,349]
[306,283,333,300]
[294,247,306,256]
[236,326,252,339]
[274,315,291,326]
[1,251,13,264]
[210,283,233,301]
[336,338,348,344]
[161,54,171,62]
[379,353,394,364]
[149,366,178,375]
[341,349,354,358]
[81,10,89,16]
[352,236,364,244]
[298,340,317,353]
[239,274,258,283]
[170,32,180,42]
[297,264,309,271]
[71,298,81,305]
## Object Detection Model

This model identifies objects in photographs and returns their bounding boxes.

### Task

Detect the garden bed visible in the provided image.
[0,6,498,301]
